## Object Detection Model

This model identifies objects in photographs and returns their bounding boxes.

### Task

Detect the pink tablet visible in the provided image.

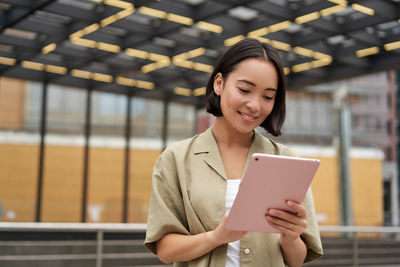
[225,153,320,233]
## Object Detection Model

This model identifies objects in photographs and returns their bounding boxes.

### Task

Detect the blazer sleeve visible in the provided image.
[302,187,324,262]
[144,149,190,254]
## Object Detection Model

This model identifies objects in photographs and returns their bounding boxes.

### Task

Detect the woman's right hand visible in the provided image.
[209,214,247,246]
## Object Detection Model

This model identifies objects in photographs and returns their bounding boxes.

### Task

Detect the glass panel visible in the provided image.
[87,92,126,222]
[167,102,195,143]
[128,97,163,222]
[132,98,163,139]
[42,84,85,222]
[129,148,160,223]
[0,78,40,222]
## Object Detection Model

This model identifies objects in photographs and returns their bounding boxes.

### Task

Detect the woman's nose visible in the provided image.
[246,96,261,112]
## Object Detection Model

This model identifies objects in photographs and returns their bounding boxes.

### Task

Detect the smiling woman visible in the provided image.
[144,38,323,267]
[212,58,278,136]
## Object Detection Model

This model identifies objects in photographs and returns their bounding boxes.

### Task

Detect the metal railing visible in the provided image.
[1,223,400,267]
[308,226,400,267]
[0,222,157,267]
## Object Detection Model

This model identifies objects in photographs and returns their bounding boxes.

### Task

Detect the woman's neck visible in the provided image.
[211,117,254,147]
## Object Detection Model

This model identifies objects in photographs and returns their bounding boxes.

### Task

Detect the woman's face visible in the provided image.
[213,57,278,135]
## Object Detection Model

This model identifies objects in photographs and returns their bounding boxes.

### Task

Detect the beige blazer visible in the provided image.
[145,128,323,267]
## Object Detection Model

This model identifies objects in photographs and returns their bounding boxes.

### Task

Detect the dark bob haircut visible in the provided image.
[205,38,286,136]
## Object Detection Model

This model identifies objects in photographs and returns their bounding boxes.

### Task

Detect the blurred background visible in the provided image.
[0,0,400,266]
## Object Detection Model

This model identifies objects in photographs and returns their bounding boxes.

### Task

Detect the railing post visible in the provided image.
[96,230,103,267]
[352,234,359,267]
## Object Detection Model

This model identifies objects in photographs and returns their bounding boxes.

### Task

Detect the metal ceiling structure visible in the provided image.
[0,0,399,107]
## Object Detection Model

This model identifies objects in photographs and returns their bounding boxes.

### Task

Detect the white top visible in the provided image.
[225,179,241,267]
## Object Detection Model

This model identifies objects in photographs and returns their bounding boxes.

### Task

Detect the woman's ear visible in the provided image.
[213,73,224,96]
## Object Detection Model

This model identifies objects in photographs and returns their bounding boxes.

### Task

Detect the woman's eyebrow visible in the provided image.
[237,79,256,87]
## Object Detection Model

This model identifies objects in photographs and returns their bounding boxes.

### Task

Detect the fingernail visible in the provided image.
[287,201,293,206]
[269,209,276,215]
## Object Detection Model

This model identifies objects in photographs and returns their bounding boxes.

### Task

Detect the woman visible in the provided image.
[145,38,323,267]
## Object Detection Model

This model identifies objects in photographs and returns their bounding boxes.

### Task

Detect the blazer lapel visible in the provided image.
[193,128,227,180]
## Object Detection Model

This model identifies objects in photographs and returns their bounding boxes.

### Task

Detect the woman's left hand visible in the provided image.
[265,200,307,242]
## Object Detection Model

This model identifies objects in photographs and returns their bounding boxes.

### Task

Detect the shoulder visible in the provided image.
[270,139,297,157]
[254,130,297,157]
[160,135,198,159]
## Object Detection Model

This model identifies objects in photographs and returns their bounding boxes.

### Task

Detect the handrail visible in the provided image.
[1,222,400,233]
[319,225,400,233]
[0,222,147,232]
[1,223,400,267]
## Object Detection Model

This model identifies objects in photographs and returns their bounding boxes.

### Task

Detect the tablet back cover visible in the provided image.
[225,153,320,233]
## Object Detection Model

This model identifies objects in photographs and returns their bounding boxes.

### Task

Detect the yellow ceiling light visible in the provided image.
[125,48,149,59]
[71,69,92,79]
[193,87,206,96]
[82,23,100,35]
[167,13,193,25]
[384,40,400,51]
[92,72,113,83]
[45,65,67,75]
[283,67,290,75]
[193,62,213,73]
[138,6,167,19]
[104,0,133,9]
[173,47,205,60]
[141,62,158,73]
[293,46,315,57]
[351,3,375,16]
[174,87,192,96]
[42,43,57,54]
[99,6,135,27]
[251,36,270,44]
[116,76,136,87]
[197,21,223,33]
[187,47,206,58]
[21,60,44,71]
[100,15,118,27]
[136,80,154,90]
[0,56,15,66]
[313,51,331,59]
[141,60,170,73]
[320,5,346,16]
[270,40,291,51]
[148,53,169,62]
[295,12,320,24]
[172,58,194,69]
[71,38,97,48]
[310,56,332,68]
[224,35,245,46]
[328,0,347,7]
[247,27,269,37]
[356,46,379,57]
[115,6,135,19]
[97,42,121,53]
[268,20,291,33]
[69,31,85,41]
[292,62,312,72]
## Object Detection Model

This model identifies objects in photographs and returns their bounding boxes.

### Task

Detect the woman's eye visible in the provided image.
[238,88,250,93]
[263,96,273,101]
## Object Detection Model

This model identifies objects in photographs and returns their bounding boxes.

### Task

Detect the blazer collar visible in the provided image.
[193,127,274,180]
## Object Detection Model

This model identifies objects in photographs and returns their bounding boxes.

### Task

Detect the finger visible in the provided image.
[266,214,305,233]
[268,209,306,227]
[267,219,299,239]
[286,201,307,218]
